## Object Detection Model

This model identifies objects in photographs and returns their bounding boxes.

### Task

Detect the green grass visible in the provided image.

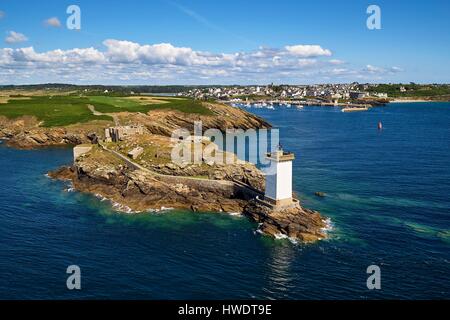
[88,96,214,115]
[0,96,112,127]
[88,96,144,109]
[367,84,450,98]
[0,95,213,127]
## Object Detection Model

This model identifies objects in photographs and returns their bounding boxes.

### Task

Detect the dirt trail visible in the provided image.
[88,104,119,125]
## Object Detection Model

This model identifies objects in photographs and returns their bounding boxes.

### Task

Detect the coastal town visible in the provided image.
[178,83,390,105]
[175,83,397,111]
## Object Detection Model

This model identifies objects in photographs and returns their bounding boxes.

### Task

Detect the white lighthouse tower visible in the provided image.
[264,147,295,208]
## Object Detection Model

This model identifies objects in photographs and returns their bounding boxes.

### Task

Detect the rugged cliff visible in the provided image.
[2,98,328,243]
[0,101,270,149]
[115,102,271,136]
[49,147,253,213]
[49,146,328,243]
[0,116,107,149]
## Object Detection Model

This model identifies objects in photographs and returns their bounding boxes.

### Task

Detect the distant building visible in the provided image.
[104,125,144,142]
[331,93,342,99]
[374,92,388,98]
[349,91,369,99]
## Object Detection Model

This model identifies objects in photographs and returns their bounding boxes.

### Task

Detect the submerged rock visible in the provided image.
[315,192,326,198]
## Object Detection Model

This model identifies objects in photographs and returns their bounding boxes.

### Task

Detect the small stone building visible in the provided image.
[104,125,144,142]
[128,147,144,160]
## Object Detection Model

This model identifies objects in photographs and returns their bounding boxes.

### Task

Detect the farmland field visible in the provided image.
[0,94,213,127]
[88,96,213,115]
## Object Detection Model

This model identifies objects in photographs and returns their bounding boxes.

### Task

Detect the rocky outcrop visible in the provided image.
[148,161,265,192]
[48,147,328,243]
[0,101,270,149]
[244,200,327,242]
[116,102,271,137]
[0,115,107,149]
[50,161,248,214]
[6,128,88,148]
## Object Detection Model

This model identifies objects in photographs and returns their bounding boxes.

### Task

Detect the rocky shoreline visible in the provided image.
[48,145,328,243]
[1,102,328,243]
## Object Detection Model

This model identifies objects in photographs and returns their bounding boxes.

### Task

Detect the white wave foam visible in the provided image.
[92,193,139,214]
[321,217,334,233]
[274,233,288,240]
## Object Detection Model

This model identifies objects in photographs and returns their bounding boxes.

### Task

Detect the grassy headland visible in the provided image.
[366,83,450,100]
[0,94,213,127]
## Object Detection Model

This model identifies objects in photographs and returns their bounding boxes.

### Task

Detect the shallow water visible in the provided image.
[0,102,449,299]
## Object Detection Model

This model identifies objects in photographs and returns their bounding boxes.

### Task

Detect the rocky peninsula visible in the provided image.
[1,98,328,243]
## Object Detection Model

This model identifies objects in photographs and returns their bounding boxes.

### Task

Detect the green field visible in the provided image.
[0,95,213,127]
[89,96,213,115]
[0,96,113,127]
[366,84,450,98]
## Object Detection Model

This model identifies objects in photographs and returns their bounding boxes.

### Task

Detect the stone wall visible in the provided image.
[154,174,262,201]
[73,145,93,161]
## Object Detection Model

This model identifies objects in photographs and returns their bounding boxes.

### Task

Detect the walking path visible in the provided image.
[98,142,259,193]
[88,105,119,126]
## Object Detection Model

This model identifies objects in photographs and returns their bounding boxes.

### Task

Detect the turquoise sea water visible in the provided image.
[0,102,449,299]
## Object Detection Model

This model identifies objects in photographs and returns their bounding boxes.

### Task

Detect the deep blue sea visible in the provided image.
[0,102,449,299]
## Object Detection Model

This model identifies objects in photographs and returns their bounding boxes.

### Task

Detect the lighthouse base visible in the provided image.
[256,196,299,210]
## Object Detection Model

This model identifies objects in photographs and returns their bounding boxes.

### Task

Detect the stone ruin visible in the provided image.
[104,125,144,142]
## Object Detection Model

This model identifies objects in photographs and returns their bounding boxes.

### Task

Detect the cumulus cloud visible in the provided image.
[10,47,105,63]
[103,40,212,65]
[285,45,332,57]
[329,59,345,65]
[44,17,62,28]
[5,31,28,43]
[0,39,402,84]
[365,64,404,75]
[390,66,403,73]
[365,64,383,73]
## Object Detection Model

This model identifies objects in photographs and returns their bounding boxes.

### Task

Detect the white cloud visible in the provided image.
[44,17,62,28]
[365,64,383,73]
[285,45,332,57]
[365,64,404,75]
[104,40,205,65]
[297,59,317,67]
[390,66,403,73]
[10,47,105,63]
[0,39,404,84]
[329,59,345,65]
[5,31,28,44]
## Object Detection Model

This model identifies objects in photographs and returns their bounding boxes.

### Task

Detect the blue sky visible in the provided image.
[0,0,449,84]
